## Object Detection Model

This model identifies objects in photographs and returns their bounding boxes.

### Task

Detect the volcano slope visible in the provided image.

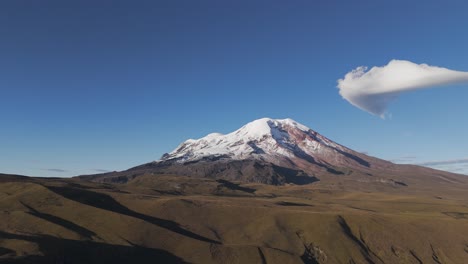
[77,118,461,191]
[2,171,468,264]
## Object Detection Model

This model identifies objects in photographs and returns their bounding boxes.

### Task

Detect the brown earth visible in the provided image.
[1,172,468,263]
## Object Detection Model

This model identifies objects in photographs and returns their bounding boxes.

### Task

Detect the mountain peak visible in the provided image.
[159,117,350,166]
[235,117,310,139]
[86,117,392,185]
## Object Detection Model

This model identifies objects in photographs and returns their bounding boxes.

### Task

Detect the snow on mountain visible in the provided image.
[80,118,399,185]
[77,120,465,187]
[159,118,361,169]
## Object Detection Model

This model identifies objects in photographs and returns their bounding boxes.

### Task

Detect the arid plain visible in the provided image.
[2,170,468,264]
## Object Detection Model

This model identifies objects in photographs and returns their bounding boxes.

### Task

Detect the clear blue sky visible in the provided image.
[1,0,467,176]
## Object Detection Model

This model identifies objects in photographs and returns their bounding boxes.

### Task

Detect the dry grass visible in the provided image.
[1,173,468,263]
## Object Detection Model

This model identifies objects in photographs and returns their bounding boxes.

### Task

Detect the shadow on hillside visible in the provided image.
[20,202,97,240]
[276,201,313,207]
[216,179,256,193]
[272,166,320,184]
[337,215,383,264]
[43,185,219,244]
[0,231,186,264]
[0,246,15,257]
[333,148,370,167]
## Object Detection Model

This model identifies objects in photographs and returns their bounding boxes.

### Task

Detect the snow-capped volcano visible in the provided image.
[160,118,374,172]
[79,117,464,186]
[161,118,325,162]
[121,118,390,184]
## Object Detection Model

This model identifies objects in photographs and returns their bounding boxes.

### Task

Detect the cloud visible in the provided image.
[93,169,111,173]
[390,155,417,163]
[416,158,468,175]
[417,158,468,167]
[337,60,468,117]
[42,168,68,173]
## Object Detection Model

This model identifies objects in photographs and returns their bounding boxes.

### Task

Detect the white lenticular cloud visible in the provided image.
[337,60,468,118]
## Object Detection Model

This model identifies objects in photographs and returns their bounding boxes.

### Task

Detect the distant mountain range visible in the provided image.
[79,118,465,187]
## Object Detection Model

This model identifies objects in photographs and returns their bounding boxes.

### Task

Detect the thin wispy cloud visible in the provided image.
[417,158,468,175]
[42,168,68,173]
[337,60,468,118]
[390,156,417,163]
[417,158,468,167]
[93,169,111,173]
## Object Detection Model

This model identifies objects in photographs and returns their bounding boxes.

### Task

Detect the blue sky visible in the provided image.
[1,0,467,176]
